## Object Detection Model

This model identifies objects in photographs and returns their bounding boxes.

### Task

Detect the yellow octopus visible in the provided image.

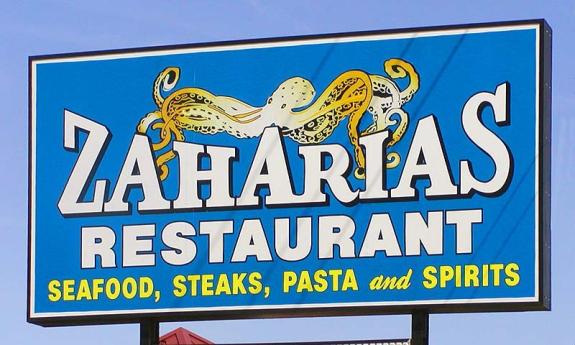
[137,58,419,180]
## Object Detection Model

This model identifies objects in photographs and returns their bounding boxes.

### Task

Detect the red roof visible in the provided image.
[160,327,214,345]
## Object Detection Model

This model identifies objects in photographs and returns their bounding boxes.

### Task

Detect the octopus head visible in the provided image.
[266,77,315,111]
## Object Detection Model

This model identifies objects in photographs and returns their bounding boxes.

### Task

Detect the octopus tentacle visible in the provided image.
[386,152,401,168]
[153,67,180,108]
[156,150,177,181]
[137,111,162,134]
[384,58,420,104]
[358,59,418,169]
[386,108,409,147]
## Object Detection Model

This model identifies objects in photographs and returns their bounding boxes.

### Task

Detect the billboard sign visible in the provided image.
[29,20,551,325]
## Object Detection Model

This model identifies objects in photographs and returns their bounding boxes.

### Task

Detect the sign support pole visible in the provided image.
[140,320,159,345]
[411,311,429,345]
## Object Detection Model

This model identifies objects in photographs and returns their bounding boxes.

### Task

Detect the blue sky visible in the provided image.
[1,0,574,343]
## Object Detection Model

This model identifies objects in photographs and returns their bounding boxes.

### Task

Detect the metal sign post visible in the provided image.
[140,320,159,345]
[411,312,429,345]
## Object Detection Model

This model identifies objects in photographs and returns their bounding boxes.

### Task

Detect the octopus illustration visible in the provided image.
[137,58,419,180]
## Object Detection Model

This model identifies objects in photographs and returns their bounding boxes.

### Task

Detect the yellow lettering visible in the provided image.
[482,264,490,287]
[48,280,61,302]
[139,277,153,298]
[423,266,437,289]
[329,269,342,291]
[248,272,263,294]
[106,278,121,299]
[215,274,231,295]
[63,279,75,301]
[283,271,297,293]
[464,265,479,287]
[92,279,104,300]
[440,266,455,288]
[490,264,504,287]
[397,269,412,289]
[122,277,137,299]
[313,270,328,292]
[186,275,200,296]
[341,269,358,291]
[201,274,214,296]
[232,273,247,294]
[455,265,462,288]
[76,280,92,301]
[297,270,313,293]
[505,263,520,287]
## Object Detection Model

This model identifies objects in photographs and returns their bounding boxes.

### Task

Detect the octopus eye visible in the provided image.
[166,71,177,84]
[281,104,286,109]
[267,97,273,104]
[163,70,178,91]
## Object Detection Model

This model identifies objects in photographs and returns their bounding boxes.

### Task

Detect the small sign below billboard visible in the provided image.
[28,20,551,325]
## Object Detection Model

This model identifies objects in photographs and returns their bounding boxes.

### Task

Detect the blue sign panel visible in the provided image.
[28,21,551,325]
